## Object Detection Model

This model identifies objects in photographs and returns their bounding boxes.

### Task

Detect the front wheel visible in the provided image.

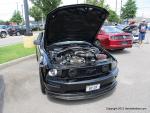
[0,32,7,38]
[16,32,20,36]
[118,48,125,51]
[94,39,101,47]
[39,68,46,94]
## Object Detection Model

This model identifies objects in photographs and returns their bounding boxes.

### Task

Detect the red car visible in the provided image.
[96,26,133,50]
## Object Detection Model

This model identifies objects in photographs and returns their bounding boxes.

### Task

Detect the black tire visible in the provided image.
[117,48,125,51]
[94,39,101,47]
[0,32,7,38]
[39,68,46,94]
[35,49,38,61]
[16,32,20,36]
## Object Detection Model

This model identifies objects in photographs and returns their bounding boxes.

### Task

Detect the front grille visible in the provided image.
[111,35,131,40]
[116,36,125,40]
[61,64,111,80]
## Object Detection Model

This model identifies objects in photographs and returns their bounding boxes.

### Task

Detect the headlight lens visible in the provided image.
[111,60,117,70]
[48,69,57,77]
[111,36,117,40]
[102,64,110,72]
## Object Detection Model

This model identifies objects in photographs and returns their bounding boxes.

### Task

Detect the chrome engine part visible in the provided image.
[50,46,107,65]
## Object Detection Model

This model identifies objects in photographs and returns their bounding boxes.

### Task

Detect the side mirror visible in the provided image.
[34,32,43,45]
[99,30,105,35]
[34,39,40,45]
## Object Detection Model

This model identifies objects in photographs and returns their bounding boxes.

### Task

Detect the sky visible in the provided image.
[0,0,149,21]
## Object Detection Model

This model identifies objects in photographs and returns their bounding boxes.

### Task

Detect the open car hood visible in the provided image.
[44,4,109,45]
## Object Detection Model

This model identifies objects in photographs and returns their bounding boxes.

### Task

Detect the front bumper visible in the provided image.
[107,39,133,49]
[108,44,132,49]
[45,68,118,100]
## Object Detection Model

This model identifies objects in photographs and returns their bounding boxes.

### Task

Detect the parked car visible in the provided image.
[0,25,8,38]
[122,25,139,42]
[117,25,139,43]
[34,4,118,100]
[96,26,133,50]
[39,24,45,30]
[30,24,39,31]
[7,25,26,36]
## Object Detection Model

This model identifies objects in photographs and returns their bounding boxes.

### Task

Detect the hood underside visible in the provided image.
[44,4,109,45]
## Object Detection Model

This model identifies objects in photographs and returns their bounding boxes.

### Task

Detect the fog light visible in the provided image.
[102,65,109,72]
[111,61,117,70]
[48,69,57,77]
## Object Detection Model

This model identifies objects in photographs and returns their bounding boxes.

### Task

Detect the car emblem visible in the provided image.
[123,36,126,39]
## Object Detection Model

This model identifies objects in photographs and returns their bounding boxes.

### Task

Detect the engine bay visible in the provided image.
[48,43,108,66]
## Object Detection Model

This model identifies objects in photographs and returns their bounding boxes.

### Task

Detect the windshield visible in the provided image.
[116,24,126,30]
[0,25,6,29]
[103,26,124,33]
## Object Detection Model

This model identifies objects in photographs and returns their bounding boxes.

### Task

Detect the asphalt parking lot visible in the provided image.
[0,34,150,113]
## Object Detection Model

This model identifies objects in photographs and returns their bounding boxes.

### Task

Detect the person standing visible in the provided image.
[138,19,148,44]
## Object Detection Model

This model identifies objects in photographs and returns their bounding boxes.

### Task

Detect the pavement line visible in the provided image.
[0,54,36,70]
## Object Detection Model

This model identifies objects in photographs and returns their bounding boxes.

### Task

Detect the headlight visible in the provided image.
[111,60,117,70]
[48,69,57,77]
[102,64,110,72]
[111,36,117,40]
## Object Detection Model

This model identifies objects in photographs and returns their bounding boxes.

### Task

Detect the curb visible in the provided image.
[0,75,5,113]
[0,54,36,70]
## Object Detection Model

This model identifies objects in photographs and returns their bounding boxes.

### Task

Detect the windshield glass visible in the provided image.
[0,25,6,29]
[103,26,124,33]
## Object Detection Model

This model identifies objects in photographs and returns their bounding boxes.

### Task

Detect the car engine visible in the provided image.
[49,46,107,66]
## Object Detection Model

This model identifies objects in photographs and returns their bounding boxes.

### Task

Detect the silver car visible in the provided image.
[0,25,8,38]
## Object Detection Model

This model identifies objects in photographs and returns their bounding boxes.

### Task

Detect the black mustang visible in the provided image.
[34,4,119,100]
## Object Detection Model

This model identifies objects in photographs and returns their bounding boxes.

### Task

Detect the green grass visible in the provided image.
[0,43,35,64]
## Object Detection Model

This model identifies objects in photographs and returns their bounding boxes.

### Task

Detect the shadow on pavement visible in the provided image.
[109,49,131,55]
[47,87,117,105]
[0,75,5,113]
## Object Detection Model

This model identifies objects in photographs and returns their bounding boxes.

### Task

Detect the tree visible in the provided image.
[30,5,42,22]
[86,0,109,10]
[86,0,104,7]
[0,20,5,23]
[31,0,61,17]
[10,11,23,25]
[86,0,120,23]
[108,9,119,23]
[121,0,137,19]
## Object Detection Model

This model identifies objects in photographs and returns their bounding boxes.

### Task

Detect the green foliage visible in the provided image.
[121,0,137,19]
[30,5,42,22]
[0,20,5,23]
[86,0,120,23]
[31,0,61,17]
[86,0,109,10]
[10,11,23,25]
[86,0,104,7]
[108,9,119,23]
